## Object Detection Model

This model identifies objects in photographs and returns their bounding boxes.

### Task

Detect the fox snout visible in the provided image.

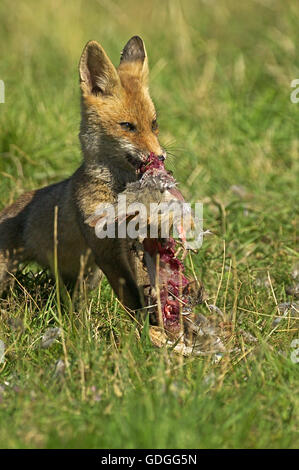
[137,136,166,163]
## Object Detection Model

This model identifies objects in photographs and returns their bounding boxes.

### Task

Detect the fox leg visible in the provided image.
[0,239,24,295]
[80,227,144,311]
[0,249,12,293]
[95,244,144,311]
[103,262,144,311]
[0,192,36,296]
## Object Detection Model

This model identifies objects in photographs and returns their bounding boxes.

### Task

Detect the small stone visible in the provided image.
[213,352,224,364]
[230,185,247,199]
[7,318,24,332]
[54,359,65,378]
[291,263,299,281]
[285,283,299,299]
[41,327,61,349]
[255,275,271,288]
[272,302,299,326]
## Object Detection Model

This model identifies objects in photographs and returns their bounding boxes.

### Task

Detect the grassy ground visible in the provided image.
[0,0,298,449]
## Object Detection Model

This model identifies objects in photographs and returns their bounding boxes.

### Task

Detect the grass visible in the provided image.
[0,0,298,449]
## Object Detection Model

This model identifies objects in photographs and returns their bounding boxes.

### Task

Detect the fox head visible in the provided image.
[79,36,166,168]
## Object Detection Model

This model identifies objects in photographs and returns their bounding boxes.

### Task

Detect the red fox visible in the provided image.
[0,36,203,350]
[0,36,171,306]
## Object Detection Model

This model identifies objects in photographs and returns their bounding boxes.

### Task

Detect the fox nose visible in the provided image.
[157,149,167,161]
[146,148,166,161]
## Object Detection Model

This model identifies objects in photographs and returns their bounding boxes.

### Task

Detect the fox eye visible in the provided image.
[152,119,158,132]
[119,122,137,132]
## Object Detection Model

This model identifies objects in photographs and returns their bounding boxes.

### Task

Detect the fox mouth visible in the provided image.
[126,152,166,174]
[126,152,146,172]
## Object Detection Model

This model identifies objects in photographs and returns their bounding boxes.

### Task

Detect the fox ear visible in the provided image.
[118,36,149,84]
[79,40,120,96]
